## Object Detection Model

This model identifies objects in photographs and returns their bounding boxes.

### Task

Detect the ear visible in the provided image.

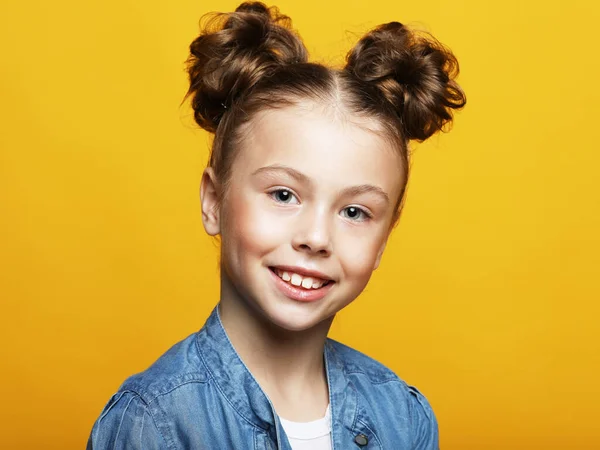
[373,239,388,271]
[200,167,221,236]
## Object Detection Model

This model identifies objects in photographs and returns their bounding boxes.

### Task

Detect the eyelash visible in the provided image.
[268,188,300,205]
[341,206,371,222]
[268,188,372,222]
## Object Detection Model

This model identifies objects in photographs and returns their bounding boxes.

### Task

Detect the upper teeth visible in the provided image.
[276,269,328,289]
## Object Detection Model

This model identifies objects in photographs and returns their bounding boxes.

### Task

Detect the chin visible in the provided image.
[260,302,332,333]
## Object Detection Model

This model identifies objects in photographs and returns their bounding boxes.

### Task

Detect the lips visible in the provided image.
[270,267,332,290]
[268,266,335,302]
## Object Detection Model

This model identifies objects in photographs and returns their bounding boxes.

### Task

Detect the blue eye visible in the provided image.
[341,206,370,222]
[269,189,299,204]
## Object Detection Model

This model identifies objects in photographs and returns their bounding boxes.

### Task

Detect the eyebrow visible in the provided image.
[252,164,389,204]
[252,164,310,184]
[342,184,389,204]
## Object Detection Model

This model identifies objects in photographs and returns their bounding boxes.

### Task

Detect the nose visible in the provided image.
[291,207,332,257]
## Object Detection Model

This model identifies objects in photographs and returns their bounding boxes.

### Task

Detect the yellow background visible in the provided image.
[1,0,599,448]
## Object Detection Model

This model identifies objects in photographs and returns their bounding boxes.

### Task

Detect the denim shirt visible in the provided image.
[87,305,439,449]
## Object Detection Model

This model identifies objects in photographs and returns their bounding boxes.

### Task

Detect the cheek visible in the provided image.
[336,229,386,280]
[221,192,287,261]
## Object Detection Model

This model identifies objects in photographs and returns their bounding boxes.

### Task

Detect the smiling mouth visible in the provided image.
[268,267,333,290]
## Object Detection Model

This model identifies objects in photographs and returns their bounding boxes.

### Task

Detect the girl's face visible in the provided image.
[204,103,404,332]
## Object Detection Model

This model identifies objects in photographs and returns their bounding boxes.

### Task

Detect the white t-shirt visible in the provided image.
[278,404,332,450]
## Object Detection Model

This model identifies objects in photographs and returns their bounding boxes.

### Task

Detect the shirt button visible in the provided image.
[354,433,368,446]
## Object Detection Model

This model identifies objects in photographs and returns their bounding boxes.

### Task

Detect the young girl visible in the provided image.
[87,2,465,449]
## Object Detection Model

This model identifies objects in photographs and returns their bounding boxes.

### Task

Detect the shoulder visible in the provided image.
[327,338,400,383]
[88,333,210,449]
[327,339,439,447]
[87,390,168,449]
[327,337,436,407]
[119,332,209,404]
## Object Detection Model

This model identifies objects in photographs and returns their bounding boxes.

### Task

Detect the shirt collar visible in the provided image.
[194,304,358,433]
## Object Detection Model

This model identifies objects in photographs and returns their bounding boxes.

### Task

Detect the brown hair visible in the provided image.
[184,2,466,222]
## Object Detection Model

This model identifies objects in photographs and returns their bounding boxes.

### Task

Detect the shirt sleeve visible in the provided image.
[407,385,439,450]
[86,391,168,450]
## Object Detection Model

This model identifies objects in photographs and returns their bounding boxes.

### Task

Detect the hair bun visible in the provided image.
[234,2,270,15]
[345,22,466,141]
[185,2,308,132]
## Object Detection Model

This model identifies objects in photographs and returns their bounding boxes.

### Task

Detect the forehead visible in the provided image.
[234,103,404,194]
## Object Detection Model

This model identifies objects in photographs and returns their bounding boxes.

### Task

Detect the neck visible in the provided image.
[218,272,333,420]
